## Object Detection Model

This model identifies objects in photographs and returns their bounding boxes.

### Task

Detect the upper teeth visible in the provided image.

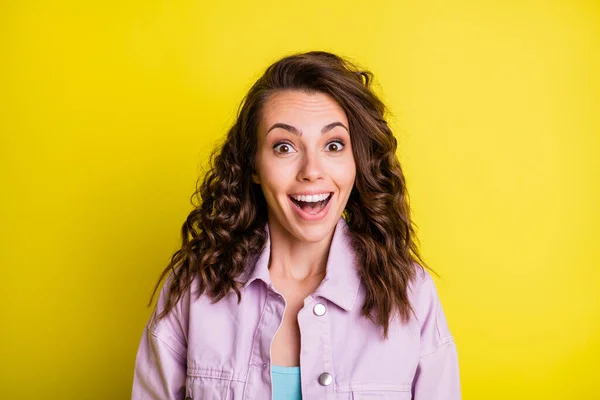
[291,193,331,203]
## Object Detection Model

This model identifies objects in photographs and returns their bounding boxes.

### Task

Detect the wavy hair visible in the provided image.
[149,50,434,339]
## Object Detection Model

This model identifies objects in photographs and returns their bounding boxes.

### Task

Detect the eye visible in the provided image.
[272,139,346,154]
[273,141,297,154]
[326,139,345,152]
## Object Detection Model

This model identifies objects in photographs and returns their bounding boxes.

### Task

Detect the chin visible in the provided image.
[293,215,338,237]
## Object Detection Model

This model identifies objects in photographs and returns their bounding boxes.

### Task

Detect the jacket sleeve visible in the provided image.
[411,269,461,400]
[132,275,189,400]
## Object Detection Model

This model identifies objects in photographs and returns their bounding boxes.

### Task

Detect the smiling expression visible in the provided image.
[252,90,357,241]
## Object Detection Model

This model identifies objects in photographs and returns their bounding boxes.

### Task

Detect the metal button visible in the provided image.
[318,372,333,386]
[313,303,327,316]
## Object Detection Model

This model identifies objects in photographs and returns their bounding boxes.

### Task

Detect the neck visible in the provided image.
[266,215,334,282]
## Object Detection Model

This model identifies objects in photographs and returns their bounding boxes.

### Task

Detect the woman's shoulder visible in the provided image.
[407,262,436,298]
[406,262,455,353]
[406,262,446,324]
[143,271,193,357]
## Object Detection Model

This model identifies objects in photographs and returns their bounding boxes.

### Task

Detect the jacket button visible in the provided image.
[313,303,327,316]
[318,372,333,386]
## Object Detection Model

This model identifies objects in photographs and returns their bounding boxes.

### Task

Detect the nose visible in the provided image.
[297,150,324,182]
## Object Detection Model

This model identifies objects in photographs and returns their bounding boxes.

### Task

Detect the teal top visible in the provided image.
[271,364,302,400]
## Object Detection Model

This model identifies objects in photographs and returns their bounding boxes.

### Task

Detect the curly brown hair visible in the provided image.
[148,50,434,339]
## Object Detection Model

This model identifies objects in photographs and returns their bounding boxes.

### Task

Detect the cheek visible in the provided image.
[258,163,290,194]
[332,160,356,187]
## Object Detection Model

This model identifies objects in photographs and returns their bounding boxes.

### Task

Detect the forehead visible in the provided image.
[259,90,348,126]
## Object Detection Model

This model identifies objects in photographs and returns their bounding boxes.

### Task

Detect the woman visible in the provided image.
[132,51,461,400]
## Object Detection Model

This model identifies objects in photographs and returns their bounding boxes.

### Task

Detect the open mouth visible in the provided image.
[288,192,333,215]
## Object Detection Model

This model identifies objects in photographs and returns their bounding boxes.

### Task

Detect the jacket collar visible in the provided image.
[238,217,361,311]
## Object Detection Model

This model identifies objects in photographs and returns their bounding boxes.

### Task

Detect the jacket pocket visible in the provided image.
[351,391,411,400]
[342,383,412,400]
[184,375,232,400]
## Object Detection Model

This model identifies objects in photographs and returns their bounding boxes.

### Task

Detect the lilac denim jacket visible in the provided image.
[132,217,461,399]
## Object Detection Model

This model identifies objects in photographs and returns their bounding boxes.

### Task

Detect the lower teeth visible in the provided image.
[293,197,330,215]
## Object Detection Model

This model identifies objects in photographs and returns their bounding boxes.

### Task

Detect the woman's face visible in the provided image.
[253,90,356,242]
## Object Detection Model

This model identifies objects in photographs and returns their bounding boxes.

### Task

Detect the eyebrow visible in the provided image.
[265,122,349,136]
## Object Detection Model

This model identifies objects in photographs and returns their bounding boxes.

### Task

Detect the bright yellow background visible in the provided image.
[1,0,598,398]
